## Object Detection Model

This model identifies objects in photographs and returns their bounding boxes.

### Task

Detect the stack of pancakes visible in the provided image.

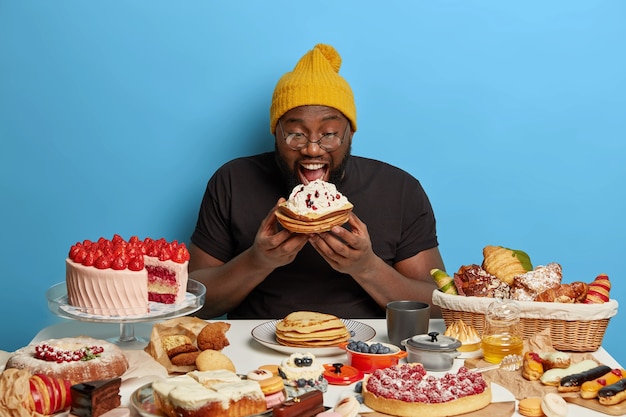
[275,202,353,233]
[275,311,352,348]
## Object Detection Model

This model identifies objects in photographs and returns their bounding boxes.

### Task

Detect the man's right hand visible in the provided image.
[248,198,309,270]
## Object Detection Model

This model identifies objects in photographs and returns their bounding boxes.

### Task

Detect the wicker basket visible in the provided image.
[432,290,618,352]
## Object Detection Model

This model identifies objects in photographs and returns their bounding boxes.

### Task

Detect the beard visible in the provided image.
[274,143,352,193]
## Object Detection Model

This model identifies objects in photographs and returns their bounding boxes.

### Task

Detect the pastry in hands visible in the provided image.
[510,263,562,301]
[482,245,533,286]
[584,274,611,303]
[275,180,353,233]
[535,282,588,303]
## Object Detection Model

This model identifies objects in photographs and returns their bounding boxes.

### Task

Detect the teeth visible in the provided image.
[301,163,324,170]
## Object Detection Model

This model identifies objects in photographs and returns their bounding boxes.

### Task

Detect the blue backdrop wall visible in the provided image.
[1,1,624,364]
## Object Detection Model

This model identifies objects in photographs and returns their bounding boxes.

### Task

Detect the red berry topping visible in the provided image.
[69,235,190,270]
[34,343,104,363]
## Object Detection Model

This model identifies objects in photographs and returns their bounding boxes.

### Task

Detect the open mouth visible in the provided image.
[298,162,328,184]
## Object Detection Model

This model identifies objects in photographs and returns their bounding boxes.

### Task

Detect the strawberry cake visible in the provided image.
[66,235,189,316]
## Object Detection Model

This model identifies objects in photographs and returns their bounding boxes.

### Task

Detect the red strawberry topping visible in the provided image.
[69,235,190,271]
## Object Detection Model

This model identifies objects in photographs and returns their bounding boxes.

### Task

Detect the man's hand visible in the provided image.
[307,212,377,276]
[248,198,310,270]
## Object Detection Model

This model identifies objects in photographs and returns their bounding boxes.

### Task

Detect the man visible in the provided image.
[189,44,445,319]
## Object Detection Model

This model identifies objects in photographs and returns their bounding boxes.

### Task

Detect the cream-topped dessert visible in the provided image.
[275,181,353,233]
[278,353,328,397]
[283,180,350,217]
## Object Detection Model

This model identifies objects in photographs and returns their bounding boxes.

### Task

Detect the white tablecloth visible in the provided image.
[26,319,624,417]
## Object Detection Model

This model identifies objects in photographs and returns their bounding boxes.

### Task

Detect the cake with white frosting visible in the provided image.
[151,370,266,417]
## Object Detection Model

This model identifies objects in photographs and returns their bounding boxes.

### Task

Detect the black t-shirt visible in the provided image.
[191,152,439,319]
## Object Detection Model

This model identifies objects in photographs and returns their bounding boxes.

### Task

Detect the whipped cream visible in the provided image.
[284,180,350,215]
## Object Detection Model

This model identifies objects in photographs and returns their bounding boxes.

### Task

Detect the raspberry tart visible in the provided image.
[362,363,492,417]
[66,235,189,316]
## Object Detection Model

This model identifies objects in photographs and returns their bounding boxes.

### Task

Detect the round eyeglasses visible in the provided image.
[278,120,349,152]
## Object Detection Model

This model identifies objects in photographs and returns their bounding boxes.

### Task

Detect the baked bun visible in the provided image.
[275,180,353,233]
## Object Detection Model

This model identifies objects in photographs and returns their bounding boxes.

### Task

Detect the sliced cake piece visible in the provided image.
[70,377,121,417]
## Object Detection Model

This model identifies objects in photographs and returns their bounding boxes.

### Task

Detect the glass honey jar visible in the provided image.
[481,298,523,364]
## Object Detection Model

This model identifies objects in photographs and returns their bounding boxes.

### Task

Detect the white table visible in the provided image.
[31,319,623,417]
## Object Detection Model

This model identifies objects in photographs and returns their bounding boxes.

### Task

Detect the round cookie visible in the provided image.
[541,393,567,417]
[518,397,544,417]
[166,343,199,359]
[333,396,360,417]
[170,350,202,366]
[195,349,236,372]
[257,375,284,395]
[259,364,280,376]
[197,322,231,351]
[246,369,274,382]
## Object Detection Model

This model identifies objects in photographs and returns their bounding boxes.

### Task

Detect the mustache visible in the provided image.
[274,144,351,192]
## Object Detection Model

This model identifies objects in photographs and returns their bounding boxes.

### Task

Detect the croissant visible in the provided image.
[482,245,533,286]
[535,281,589,303]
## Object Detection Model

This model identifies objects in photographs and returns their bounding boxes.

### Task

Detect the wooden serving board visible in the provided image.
[565,397,626,416]
[362,401,515,417]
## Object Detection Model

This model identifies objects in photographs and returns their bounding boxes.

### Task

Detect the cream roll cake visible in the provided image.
[66,235,189,316]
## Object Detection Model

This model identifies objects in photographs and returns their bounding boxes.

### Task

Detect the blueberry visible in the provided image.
[297,378,307,387]
[354,381,363,393]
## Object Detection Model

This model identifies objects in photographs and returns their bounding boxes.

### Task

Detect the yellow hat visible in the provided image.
[270,44,357,134]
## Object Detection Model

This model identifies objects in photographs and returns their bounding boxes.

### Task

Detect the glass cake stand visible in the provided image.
[46,279,206,348]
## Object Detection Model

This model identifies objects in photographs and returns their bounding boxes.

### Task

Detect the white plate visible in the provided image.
[251,319,376,356]
[491,382,515,403]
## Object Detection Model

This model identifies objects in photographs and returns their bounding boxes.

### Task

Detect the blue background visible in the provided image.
[1,1,624,364]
